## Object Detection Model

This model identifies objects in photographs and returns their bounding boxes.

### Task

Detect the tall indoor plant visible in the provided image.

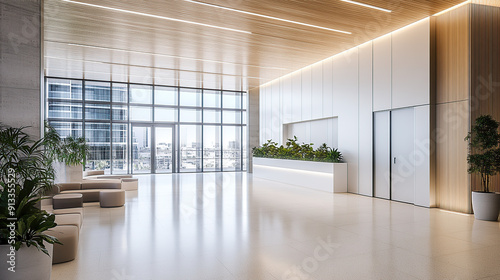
[0,125,61,279]
[45,122,89,183]
[465,115,500,221]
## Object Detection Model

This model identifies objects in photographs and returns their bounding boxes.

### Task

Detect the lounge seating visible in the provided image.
[59,181,122,202]
[48,225,79,264]
[83,170,139,191]
[52,193,83,209]
[99,190,126,207]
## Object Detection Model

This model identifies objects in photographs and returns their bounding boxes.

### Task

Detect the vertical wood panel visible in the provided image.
[435,5,470,104]
[470,4,500,192]
[435,4,472,213]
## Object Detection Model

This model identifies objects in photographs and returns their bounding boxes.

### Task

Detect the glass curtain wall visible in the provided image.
[46,77,247,174]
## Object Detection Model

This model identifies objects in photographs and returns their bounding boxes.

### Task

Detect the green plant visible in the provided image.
[253,136,343,163]
[0,124,60,256]
[465,115,500,193]
[45,122,89,166]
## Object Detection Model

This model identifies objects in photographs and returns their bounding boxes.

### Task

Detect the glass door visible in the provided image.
[155,126,175,173]
[132,126,152,174]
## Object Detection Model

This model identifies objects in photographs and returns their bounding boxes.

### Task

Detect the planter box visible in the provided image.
[253,158,348,193]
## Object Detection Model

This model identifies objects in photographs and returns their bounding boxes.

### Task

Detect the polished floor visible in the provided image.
[52,173,500,280]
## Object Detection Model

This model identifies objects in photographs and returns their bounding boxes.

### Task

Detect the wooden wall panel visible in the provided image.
[435,5,470,104]
[435,4,472,212]
[470,4,500,192]
[436,101,471,213]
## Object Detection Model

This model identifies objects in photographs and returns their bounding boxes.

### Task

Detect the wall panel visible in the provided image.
[291,72,302,122]
[312,64,323,120]
[301,67,313,120]
[373,35,392,111]
[358,42,374,196]
[392,19,431,108]
[282,77,292,124]
[470,4,500,192]
[323,58,334,118]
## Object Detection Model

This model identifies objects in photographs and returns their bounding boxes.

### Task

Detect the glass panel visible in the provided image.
[130,106,152,122]
[132,126,151,173]
[155,127,173,173]
[180,109,201,123]
[155,107,177,122]
[85,123,111,173]
[179,88,201,107]
[242,91,247,110]
[179,125,202,172]
[242,126,247,171]
[155,86,177,106]
[223,110,241,124]
[112,105,128,121]
[48,121,82,138]
[130,85,153,104]
[112,124,128,174]
[85,81,110,102]
[222,126,241,171]
[222,91,241,109]
[48,101,82,119]
[112,83,128,103]
[203,90,220,108]
[203,125,221,171]
[85,103,110,120]
[203,109,221,123]
[47,78,82,100]
[242,110,247,125]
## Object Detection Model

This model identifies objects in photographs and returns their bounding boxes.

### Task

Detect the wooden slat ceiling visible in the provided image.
[44,0,467,90]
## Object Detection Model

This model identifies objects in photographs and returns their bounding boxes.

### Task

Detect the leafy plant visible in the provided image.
[465,115,500,193]
[253,136,343,163]
[0,124,61,256]
[45,122,89,166]
[0,179,61,256]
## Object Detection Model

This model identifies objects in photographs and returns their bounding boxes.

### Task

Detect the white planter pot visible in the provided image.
[253,158,348,193]
[0,243,53,280]
[54,162,83,183]
[472,191,500,221]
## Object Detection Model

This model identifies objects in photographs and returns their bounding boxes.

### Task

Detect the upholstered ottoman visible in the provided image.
[49,225,79,264]
[55,213,82,230]
[99,190,125,207]
[122,178,138,191]
[52,193,83,209]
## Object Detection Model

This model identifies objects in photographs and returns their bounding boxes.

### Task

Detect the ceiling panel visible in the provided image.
[44,0,467,89]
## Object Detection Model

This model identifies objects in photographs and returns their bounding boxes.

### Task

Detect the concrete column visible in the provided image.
[247,87,259,173]
[0,0,42,138]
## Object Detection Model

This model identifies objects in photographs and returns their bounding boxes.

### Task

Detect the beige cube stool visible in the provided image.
[122,178,139,191]
[49,225,79,264]
[55,213,82,230]
[99,190,125,208]
[52,193,83,209]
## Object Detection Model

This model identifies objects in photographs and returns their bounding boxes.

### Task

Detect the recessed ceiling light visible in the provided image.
[61,0,251,34]
[183,0,351,35]
[340,0,391,13]
[62,42,287,70]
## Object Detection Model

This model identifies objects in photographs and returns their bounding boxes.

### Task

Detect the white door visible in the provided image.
[374,111,391,199]
[391,108,415,204]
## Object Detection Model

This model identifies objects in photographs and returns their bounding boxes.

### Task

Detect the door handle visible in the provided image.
[393,157,396,164]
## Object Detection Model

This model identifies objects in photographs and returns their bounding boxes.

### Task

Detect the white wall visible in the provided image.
[258,18,432,204]
[284,118,338,149]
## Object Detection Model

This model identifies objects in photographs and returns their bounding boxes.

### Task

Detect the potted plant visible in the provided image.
[465,115,500,221]
[45,122,89,183]
[0,125,61,279]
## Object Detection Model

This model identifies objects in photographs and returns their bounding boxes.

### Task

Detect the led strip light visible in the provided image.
[61,0,251,34]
